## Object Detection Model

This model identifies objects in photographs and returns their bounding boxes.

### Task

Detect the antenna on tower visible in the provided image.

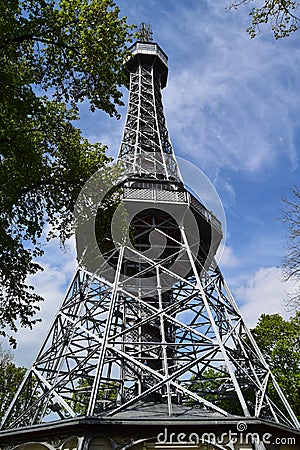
[138,22,153,42]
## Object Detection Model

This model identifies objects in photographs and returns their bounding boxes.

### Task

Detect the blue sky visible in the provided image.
[11,0,300,366]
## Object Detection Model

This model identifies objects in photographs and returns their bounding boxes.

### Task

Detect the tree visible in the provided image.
[188,367,251,415]
[281,187,300,311]
[73,379,119,415]
[0,0,134,345]
[187,314,300,418]
[228,0,300,38]
[0,344,26,422]
[251,313,300,419]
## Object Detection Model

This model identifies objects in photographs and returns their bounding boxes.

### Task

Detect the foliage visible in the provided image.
[252,313,300,418]
[1,0,133,115]
[73,378,118,415]
[74,163,127,275]
[0,0,134,345]
[188,314,299,418]
[188,367,254,415]
[0,344,26,422]
[228,0,300,38]
[281,187,300,311]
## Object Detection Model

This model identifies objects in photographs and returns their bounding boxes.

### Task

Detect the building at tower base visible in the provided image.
[0,412,299,450]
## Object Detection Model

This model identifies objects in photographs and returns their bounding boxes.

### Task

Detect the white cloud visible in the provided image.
[217,244,239,268]
[236,266,297,328]
[161,1,300,177]
[222,179,236,201]
[12,239,77,368]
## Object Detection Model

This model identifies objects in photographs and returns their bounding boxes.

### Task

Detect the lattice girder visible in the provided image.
[2,32,299,439]
[119,43,180,181]
[2,228,299,429]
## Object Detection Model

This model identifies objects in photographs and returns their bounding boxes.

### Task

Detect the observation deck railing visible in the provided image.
[122,186,222,234]
[130,42,168,66]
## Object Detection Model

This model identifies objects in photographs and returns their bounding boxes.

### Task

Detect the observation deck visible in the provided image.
[121,178,223,258]
[124,41,169,88]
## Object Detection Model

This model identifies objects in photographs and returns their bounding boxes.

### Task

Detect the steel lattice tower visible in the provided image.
[1,25,299,448]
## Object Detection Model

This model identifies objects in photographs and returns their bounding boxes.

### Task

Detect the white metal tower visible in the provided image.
[1,24,299,450]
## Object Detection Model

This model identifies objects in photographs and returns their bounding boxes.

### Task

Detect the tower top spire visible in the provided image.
[138,22,153,42]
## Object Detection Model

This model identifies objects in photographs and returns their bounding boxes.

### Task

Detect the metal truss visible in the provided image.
[119,42,180,182]
[2,219,299,429]
[2,34,299,434]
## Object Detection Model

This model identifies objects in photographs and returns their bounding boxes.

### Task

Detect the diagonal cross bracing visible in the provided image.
[2,36,299,434]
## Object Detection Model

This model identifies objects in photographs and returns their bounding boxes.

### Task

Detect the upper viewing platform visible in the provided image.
[124,24,169,89]
[131,42,168,67]
[124,42,169,89]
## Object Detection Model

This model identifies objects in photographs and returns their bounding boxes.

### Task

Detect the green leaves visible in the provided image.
[0,0,134,344]
[252,313,300,418]
[0,95,110,343]
[228,0,299,38]
[1,0,134,115]
[281,187,300,311]
[248,0,299,38]
[0,344,26,421]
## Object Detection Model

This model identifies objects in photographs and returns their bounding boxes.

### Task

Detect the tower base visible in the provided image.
[0,408,299,450]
